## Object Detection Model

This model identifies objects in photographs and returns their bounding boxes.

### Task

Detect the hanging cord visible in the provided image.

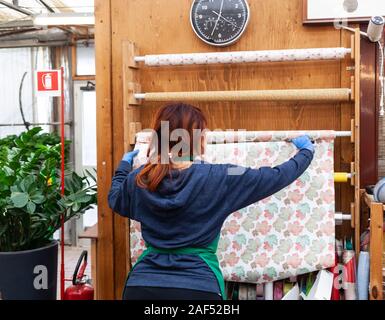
[379,41,385,117]
[18,72,30,130]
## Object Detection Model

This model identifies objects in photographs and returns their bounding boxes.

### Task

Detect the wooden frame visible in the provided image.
[71,36,96,81]
[121,29,362,272]
[95,0,114,300]
[303,0,383,25]
[95,0,368,300]
[353,29,361,254]
[363,192,384,300]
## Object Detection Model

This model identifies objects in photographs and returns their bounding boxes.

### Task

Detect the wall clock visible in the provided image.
[190,0,250,47]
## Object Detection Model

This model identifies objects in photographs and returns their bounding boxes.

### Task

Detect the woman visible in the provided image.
[108,103,314,300]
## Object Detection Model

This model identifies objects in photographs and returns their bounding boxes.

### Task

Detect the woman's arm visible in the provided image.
[107,150,138,217]
[223,136,314,214]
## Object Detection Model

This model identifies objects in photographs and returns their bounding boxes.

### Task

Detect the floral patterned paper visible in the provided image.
[130,131,336,284]
[143,48,351,66]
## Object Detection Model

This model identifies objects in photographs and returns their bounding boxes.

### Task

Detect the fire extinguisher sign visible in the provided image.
[35,70,61,97]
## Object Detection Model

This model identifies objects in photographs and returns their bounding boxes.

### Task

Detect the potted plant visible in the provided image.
[0,127,97,300]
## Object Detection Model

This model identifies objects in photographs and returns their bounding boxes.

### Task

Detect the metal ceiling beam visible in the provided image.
[0,19,34,29]
[0,39,69,48]
[0,27,38,37]
[0,28,69,41]
[0,0,33,16]
[36,0,55,13]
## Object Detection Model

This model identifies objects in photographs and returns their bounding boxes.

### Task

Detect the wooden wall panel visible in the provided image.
[95,0,115,300]
[96,0,357,299]
[360,25,378,186]
[113,0,341,133]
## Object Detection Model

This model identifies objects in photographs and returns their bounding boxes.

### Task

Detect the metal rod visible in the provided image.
[137,131,352,145]
[0,0,33,16]
[134,56,145,62]
[334,173,352,183]
[335,213,352,221]
[0,40,70,49]
[37,0,55,13]
[334,131,352,137]
[135,47,352,67]
[0,122,72,127]
[134,89,352,102]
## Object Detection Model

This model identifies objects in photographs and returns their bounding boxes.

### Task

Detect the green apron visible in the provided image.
[129,236,227,300]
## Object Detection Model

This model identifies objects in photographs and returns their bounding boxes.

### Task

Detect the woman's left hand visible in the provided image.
[122,150,139,164]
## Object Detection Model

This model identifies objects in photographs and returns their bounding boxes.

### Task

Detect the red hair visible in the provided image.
[136,103,207,192]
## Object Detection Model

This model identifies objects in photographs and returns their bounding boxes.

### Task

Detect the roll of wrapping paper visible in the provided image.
[283,282,294,295]
[334,172,351,183]
[139,88,351,102]
[256,284,264,299]
[141,47,351,66]
[264,282,274,300]
[305,273,315,296]
[273,281,284,300]
[357,252,370,300]
[343,250,357,300]
[238,284,248,300]
[330,252,341,300]
[247,284,257,300]
[136,130,349,145]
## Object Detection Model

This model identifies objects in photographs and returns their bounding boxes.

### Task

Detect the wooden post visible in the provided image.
[95,0,115,300]
[353,29,361,255]
[122,41,142,276]
[369,202,384,300]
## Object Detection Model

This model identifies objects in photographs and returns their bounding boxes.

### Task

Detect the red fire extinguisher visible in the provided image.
[64,250,94,300]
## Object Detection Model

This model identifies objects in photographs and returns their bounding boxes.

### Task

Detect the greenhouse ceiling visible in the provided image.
[0,0,94,42]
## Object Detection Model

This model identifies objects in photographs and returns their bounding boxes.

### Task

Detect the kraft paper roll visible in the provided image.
[141,88,351,102]
[142,48,351,66]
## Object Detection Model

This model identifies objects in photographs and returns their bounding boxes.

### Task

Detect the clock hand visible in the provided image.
[212,10,241,28]
[211,0,225,36]
[219,0,224,15]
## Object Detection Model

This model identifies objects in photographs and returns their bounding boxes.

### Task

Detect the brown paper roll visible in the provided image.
[143,88,351,102]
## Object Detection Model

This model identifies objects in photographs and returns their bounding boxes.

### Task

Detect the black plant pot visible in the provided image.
[0,241,58,300]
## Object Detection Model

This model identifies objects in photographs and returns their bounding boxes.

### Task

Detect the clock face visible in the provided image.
[190,0,250,46]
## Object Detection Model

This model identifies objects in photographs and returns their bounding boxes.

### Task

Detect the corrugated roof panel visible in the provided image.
[0,0,94,22]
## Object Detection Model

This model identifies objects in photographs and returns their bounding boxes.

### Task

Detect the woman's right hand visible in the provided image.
[122,149,139,164]
[291,135,314,153]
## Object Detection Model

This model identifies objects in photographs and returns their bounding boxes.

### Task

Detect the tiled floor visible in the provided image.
[56,240,92,299]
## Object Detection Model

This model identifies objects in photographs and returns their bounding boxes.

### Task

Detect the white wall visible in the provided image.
[0,47,52,138]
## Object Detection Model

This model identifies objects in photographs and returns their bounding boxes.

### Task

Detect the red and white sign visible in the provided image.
[35,70,61,96]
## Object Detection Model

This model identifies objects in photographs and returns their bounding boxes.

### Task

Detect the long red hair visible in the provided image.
[136,103,207,192]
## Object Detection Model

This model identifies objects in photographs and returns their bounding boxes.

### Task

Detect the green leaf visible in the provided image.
[10,192,29,208]
[26,201,36,214]
[72,202,80,212]
[20,175,35,193]
[0,223,8,236]
[85,169,97,183]
[30,192,45,204]
[2,166,14,176]
[77,195,92,203]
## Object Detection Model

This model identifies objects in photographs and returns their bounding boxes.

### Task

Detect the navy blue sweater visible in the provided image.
[108,149,313,296]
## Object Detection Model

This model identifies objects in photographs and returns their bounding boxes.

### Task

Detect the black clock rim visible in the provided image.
[190,0,250,47]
